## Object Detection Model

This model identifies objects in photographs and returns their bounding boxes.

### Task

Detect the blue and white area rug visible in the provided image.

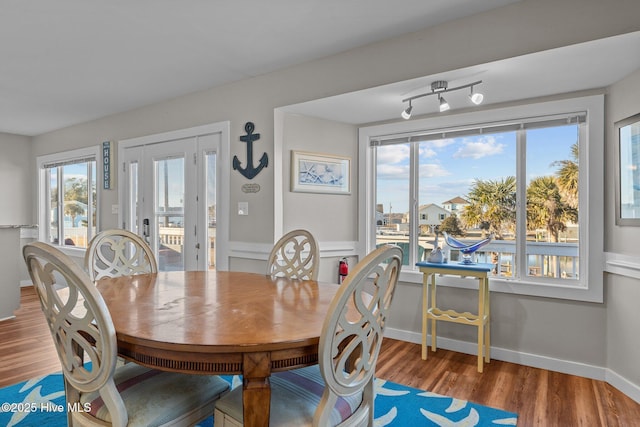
[0,372,517,426]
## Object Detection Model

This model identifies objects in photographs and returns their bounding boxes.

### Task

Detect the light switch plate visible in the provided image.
[238,202,248,216]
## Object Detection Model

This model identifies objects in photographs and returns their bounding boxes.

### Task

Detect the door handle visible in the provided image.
[143,219,150,243]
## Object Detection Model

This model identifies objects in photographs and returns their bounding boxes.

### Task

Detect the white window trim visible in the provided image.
[37,145,101,258]
[358,95,604,303]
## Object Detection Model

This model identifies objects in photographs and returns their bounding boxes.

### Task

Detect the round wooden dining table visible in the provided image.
[96,270,341,427]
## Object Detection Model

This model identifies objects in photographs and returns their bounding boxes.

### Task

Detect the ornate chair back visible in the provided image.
[314,244,402,426]
[214,244,402,426]
[85,229,157,281]
[24,241,230,427]
[267,229,320,280]
[24,242,125,424]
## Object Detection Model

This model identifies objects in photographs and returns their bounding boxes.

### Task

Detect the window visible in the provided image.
[359,96,604,302]
[38,147,99,250]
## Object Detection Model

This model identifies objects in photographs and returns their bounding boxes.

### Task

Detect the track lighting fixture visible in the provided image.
[401,80,483,118]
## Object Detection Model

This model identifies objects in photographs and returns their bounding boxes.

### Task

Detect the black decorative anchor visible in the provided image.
[233,122,268,180]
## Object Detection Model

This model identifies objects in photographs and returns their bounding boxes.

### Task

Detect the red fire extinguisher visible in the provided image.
[338,257,349,283]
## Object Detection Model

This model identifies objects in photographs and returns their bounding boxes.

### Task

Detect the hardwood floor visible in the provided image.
[2,287,639,426]
[0,287,59,386]
[376,338,640,426]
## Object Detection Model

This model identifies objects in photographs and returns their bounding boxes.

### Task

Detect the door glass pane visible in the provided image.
[129,162,139,235]
[49,168,59,244]
[206,152,216,269]
[156,157,184,271]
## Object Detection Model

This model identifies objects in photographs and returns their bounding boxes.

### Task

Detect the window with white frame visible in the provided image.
[37,147,99,249]
[359,96,604,302]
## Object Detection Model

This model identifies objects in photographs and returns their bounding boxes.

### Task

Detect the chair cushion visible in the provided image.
[80,362,229,427]
[215,365,363,427]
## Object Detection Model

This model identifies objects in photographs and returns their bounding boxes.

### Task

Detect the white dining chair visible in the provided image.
[85,229,157,281]
[24,242,229,427]
[266,229,320,280]
[215,244,403,427]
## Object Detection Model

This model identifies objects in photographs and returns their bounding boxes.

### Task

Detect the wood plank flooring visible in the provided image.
[0,287,59,386]
[2,287,639,426]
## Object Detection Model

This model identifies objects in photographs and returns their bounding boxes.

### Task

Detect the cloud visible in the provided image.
[419,147,437,158]
[418,138,455,159]
[377,164,409,179]
[419,163,451,178]
[377,144,409,164]
[427,138,456,148]
[453,136,505,159]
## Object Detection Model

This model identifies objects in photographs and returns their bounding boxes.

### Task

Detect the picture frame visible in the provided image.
[291,150,351,194]
[615,112,640,225]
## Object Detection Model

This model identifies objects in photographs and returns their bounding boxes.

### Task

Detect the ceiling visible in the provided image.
[0,0,519,136]
[282,31,640,124]
[2,1,639,137]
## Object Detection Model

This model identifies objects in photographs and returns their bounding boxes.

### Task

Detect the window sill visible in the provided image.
[399,265,602,303]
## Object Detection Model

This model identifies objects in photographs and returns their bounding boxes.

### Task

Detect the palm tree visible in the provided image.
[553,142,579,209]
[526,176,577,242]
[461,177,516,239]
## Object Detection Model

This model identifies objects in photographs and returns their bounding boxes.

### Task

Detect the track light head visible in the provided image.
[469,86,484,105]
[439,95,450,112]
[401,101,413,119]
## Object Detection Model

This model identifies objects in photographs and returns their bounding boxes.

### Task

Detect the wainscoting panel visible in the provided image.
[605,252,640,280]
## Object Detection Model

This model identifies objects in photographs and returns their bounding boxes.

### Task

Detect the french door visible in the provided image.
[119,131,221,271]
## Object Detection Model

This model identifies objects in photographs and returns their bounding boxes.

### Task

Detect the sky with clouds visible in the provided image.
[376,124,578,214]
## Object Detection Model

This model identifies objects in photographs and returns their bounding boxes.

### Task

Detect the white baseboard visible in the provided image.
[606,368,640,404]
[385,327,640,404]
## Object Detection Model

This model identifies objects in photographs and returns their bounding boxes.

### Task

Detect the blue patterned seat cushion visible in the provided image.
[215,365,364,426]
[79,362,230,426]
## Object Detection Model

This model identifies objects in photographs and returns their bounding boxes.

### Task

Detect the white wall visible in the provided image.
[279,112,359,283]
[605,69,640,252]
[0,133,35,292]
[0,133,32,225]
[281,113,358,242]
[24,0,640,399]
[604,69,640,391]
[386,272,607,367]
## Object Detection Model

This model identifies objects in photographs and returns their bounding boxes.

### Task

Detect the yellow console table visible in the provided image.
[416,261,493,373]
